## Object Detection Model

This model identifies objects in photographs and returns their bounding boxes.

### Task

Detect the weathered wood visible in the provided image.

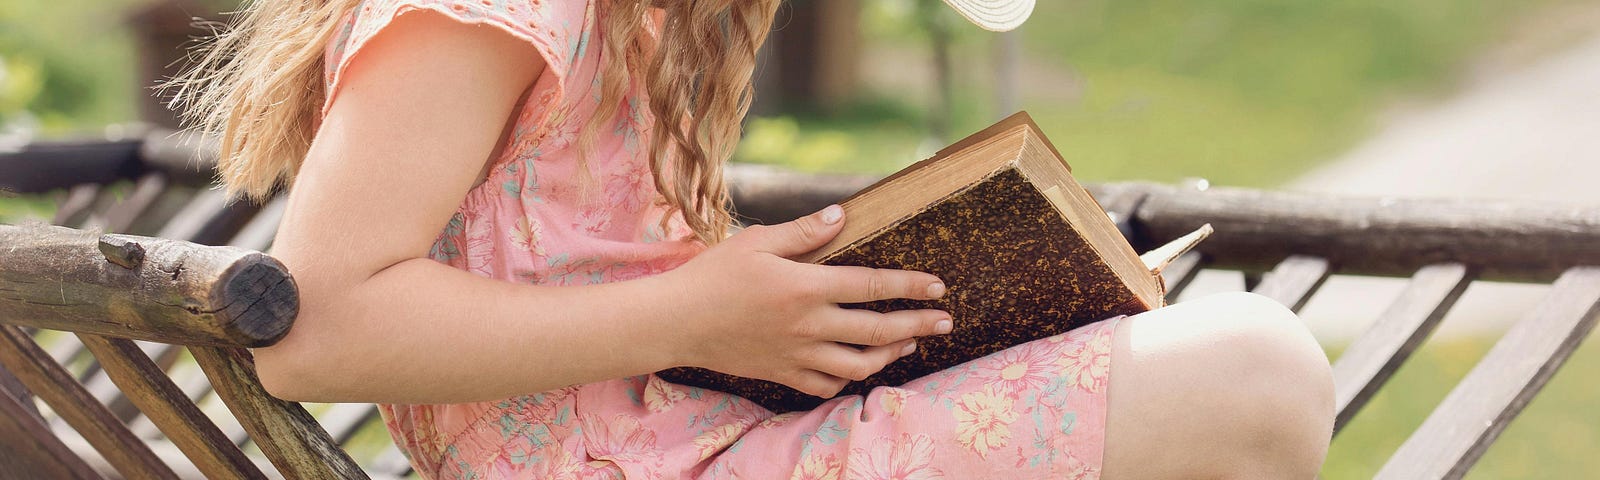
[0,362,42,421]
[86,341,183,422]
[1249,255,1331,312]
[190,346,368,479]
[52,183,103,226]
[1132,183,1600,282]
[103,172,171,234]
[726,164,877,225]
[0,325,179,479]
[0,379,104,480]
[140,129,219,186]
[1331,263,1474,433]
[74,335,269,479]
[154,187,264,247]
[228,195,288,251]
[0,223,297,348]
[1376,266,1600,479]
[0,137,145,194]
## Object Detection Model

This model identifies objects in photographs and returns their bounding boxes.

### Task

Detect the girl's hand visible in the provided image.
[661,205,952,399]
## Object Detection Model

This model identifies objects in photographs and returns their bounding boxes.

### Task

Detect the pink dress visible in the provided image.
[321,1,1121,478]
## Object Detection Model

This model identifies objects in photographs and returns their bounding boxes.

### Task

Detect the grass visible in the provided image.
[737,0,1587,188]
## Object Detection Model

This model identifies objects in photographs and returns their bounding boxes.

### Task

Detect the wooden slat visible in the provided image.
[227,195,288,250]
[1331,263,1474,433]
[318,403,382,444]
[0,371,104,480]
[0,326,178,479]
[85,341,182,422]
[0,136,143,194]
[370,447,416,478]
[75,334,269,480]
[0,363,42,421]
[1376,266,1600,479]
[191,345,368,479]
[52,183,102,226]
[0,224,298,348]
[102,172,170,234]
[1250,255,1331,312]
[1160,252,1206,299]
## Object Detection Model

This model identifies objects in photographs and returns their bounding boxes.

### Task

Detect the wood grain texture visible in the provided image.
[1131,183,1600,281]
[0,377,104,480]
[1331,263,1474,433]
[1250,255,1331,312]
[73,335,268,479]
[1376,266,1600,480]
[0,362,42,421]
[0,325,179,479]
[190,345,368,479]
[0,224,297,348]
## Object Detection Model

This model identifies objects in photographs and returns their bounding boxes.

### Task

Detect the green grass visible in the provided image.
[1324,334,1600,478]
[736,0,1587,187]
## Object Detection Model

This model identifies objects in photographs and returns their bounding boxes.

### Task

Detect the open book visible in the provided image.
[656,112,1211,413]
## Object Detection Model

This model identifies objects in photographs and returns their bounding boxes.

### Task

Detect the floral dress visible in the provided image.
[321,1,1122,478]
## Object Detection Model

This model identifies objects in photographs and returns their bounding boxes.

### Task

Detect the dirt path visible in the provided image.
[1282,26,1600,342]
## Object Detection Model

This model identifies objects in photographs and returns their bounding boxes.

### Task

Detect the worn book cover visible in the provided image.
[656,112,1209,413]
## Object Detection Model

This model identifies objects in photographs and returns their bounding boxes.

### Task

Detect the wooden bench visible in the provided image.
[2,131,1597,479]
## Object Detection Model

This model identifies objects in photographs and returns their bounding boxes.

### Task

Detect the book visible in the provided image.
[655,111,1211,413]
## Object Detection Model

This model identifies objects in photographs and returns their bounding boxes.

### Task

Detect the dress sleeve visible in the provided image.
[320,0,587,128]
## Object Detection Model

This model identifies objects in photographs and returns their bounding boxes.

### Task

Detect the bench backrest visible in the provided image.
[3,132,1599,479]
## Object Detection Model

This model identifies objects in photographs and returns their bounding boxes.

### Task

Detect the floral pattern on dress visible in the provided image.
[325,0,1124,478]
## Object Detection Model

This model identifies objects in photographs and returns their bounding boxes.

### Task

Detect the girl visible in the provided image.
[173,0,1335,478]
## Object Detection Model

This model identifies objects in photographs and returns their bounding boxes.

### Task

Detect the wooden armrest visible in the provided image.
[0,223,296,348]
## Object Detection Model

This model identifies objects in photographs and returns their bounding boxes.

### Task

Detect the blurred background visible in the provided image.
[3,0,1598,477]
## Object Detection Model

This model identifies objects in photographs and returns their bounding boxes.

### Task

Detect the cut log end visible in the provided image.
[211,254,298,348]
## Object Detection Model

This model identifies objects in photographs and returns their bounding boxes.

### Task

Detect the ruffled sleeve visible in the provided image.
[320,0,589,133]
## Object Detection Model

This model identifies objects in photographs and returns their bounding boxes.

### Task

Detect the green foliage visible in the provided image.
[0,0,145,132]
[1324,335,1600,478]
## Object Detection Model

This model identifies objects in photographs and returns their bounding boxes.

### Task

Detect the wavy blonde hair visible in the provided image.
[168,0,780,244]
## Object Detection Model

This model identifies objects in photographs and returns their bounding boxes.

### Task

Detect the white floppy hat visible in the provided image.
[942,0,1035,32]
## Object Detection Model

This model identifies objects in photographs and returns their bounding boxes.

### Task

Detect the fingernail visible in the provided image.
[900,341,917,356]
[935,319,953,334]
[926,282,946,298]
[820,204,843,225]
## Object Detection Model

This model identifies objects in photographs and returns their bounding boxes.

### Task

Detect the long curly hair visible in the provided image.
[167,0,780,245]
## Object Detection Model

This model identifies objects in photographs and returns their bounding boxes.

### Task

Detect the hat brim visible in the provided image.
[942,0,1035,32]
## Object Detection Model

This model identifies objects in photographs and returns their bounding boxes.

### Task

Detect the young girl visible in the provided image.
[174,0,1335,478]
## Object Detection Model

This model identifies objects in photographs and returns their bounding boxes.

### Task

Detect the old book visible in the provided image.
[656,111,1211,413]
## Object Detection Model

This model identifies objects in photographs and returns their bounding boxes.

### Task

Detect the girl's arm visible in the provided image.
[256,11,950,405]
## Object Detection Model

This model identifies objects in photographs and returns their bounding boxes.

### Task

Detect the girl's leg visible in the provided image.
[1100,291,1335,479]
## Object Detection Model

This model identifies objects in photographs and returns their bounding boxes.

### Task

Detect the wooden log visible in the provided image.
[0,325,179,479]
[1376,266,1600,479]
[1250,255,1331,312]
[1331,263,1474,434]
[74,335,268,479]
[0,380,103,479]
[0,224,297,348]
[726,163,877,225]
[0,138,145,194]
[190,346,368,479]
[1132,183,1600,282]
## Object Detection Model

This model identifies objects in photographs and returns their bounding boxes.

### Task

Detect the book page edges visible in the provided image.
[1140,224,1213,275]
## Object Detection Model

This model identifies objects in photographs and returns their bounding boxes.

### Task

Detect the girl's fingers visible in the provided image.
[781,368,851,399]
[817,308,952,346]
[738,205,846,258]
[805,339,918,383]
[812,264,946,303]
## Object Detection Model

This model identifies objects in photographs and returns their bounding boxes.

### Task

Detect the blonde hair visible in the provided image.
[168,0,780,245]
